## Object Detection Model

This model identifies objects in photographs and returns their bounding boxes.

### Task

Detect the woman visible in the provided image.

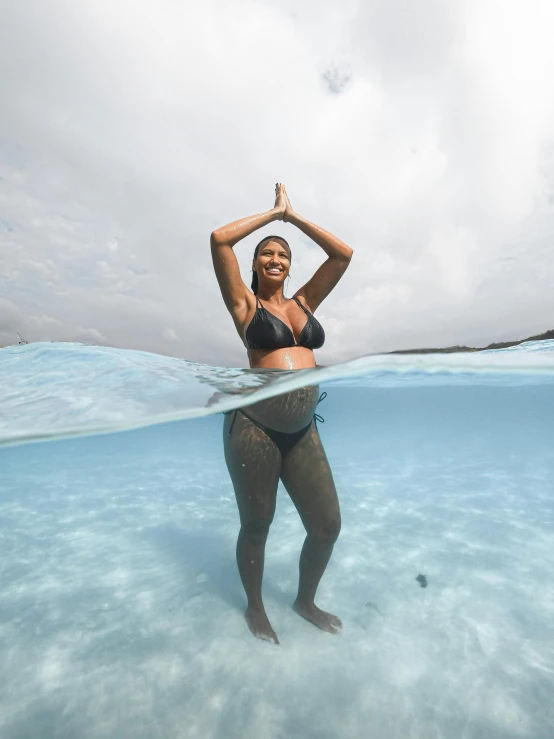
[211,184,353,644]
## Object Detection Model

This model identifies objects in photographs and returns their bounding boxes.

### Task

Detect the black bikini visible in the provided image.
[245,296,325,351]
[225,392,327,457]
[225,296,326,455]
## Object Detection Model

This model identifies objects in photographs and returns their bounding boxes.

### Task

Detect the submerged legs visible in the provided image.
[223,394,342,644]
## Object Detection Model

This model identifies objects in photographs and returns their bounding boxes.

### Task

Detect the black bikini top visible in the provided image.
[245,296,325,351]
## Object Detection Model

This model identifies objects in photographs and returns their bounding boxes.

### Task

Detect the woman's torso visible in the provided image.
[224,293,324,431]
[242,293,324,371]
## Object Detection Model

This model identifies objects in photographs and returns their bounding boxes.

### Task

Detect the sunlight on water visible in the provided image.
[1,342,553,738]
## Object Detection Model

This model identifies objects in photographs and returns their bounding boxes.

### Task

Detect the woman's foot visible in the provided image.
[292,600,342,634]
[245,606,280,644]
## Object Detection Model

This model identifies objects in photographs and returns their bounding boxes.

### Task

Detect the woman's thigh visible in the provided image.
[223,411,282,527]
[279,424,341,537]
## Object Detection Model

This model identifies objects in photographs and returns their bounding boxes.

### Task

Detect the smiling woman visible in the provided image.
[210,184,353,645]
[245,236,326,352]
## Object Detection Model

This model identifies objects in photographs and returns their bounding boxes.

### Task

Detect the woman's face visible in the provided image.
[254,239,291,285]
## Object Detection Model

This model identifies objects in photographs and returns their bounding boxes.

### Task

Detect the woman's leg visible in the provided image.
[280,423,343,634]
[223,411,282,644]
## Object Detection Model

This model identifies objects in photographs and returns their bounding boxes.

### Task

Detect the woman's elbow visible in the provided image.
[342,246,353,262]
[210,230,223,248]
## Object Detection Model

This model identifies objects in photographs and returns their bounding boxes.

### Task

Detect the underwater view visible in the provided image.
[1,340,554,739]
[3,4,554,738]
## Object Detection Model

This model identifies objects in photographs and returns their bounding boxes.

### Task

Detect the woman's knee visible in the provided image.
[240,517,274,542]
[309,514,341,542]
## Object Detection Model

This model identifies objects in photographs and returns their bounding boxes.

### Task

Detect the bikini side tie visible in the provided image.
[314,391,327,427]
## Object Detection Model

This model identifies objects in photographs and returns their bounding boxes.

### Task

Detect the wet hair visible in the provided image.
[251,235,291,295]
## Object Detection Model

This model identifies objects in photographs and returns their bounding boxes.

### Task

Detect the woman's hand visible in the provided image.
[273,183,287,220]
[283,185,296,223]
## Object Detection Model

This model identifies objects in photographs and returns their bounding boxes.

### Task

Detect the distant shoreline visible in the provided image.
[389,329,554,355]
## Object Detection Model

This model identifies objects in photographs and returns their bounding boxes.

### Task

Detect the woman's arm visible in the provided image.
[211,185,286,316]
[284,187,353,312]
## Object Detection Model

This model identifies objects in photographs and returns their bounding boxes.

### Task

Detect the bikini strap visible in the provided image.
[225,409,238,435]
[292,296,310,314]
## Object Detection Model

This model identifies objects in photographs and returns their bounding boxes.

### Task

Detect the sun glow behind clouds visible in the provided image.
[1,0,554,363]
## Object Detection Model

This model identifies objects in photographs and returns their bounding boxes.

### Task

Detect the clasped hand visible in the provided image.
[273,183,295,222]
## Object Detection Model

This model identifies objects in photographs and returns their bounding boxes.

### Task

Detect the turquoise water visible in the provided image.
[1,341,554,738]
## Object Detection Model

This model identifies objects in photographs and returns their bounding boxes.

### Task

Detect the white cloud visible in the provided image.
[162,328,180,344]
[1,0,553,363]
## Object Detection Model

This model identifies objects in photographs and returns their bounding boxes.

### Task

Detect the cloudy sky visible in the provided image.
[1,0,554,366]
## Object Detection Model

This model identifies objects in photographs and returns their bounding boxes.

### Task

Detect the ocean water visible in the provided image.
[1,341,554,739]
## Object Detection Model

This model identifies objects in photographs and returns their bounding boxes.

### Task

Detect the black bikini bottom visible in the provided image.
[224,392,327,457]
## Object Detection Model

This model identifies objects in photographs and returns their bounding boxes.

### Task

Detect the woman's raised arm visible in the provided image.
[284,187,353,312]
[211,185,286,315]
